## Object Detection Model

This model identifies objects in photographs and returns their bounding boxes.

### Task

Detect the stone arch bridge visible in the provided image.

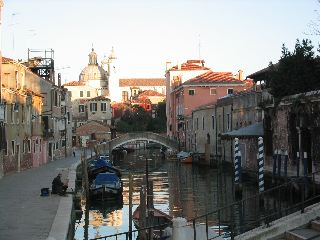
[95,132,179,154]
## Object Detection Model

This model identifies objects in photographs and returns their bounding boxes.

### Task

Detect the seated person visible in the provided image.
[52,173,68,195]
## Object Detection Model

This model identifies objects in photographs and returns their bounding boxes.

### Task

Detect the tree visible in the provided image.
[268,39,320,99]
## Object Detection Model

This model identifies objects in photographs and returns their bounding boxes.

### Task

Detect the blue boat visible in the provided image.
[89,172,123,200]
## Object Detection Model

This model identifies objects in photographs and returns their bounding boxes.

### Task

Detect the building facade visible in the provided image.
[119,78,166,102]
[0,56,72,176]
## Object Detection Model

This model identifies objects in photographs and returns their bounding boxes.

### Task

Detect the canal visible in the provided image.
[73,148,283,240]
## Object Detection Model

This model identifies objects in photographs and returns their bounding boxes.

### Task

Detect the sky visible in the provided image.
[1,0,320,83]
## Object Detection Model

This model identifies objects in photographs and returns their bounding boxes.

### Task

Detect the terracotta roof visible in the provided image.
[63,81,85,86]
[2,57,15,63]
[169,60,210,71]
[138,90,165,97]
[184,71,243,85]
[88,96,111,101]
[119,78,165,87]
[76,121,110,136]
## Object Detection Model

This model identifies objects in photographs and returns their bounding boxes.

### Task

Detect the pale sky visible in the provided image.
[1,0,319,83]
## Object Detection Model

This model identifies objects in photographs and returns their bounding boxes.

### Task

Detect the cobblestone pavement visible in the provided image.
[0,151,82,240]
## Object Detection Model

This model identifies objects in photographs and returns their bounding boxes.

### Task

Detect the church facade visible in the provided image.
[64,48,118,146]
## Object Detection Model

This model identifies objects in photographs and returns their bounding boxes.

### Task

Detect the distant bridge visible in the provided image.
[95,132,179,153]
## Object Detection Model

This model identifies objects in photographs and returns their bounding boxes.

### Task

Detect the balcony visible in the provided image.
[177,114,184,121]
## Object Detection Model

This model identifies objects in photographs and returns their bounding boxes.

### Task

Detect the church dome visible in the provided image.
[79,48,108,82]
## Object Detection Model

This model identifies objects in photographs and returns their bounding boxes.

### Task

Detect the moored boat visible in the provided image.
[181,155,193,164]
[89,172,123,201]
[132,205,172,230]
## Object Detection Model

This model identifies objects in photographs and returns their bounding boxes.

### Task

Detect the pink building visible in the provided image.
[167,65,249,149]
[166,60,211,137]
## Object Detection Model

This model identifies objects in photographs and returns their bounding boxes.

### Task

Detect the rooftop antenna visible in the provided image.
[198,34,201,60]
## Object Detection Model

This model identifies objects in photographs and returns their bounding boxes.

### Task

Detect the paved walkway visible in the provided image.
[0,150,83,240]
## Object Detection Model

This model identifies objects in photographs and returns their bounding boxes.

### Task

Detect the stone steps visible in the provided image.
[272,219,320,240]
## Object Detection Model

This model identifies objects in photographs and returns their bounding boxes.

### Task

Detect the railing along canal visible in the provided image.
[91,170,320,240]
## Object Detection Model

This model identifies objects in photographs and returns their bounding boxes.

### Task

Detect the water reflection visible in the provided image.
[74,149,268,239]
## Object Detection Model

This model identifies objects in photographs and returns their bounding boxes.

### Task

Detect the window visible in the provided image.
[33,141,36,153]
[196,118,199,130]
[212,115,215,129]
[15,71,18,88]
[54,91,58,106]
[210,88,217,95]
[133,89,139,96]
[67,112,70,124]
[90,103,97,112]
[227,113,231,130]
[21,105,24,123]
[87,91,91,97]
[227,89,233,95]
[189,89,195,96]
[39,139,42,152]
[202,117,205,130]
[11,104,14,123]
[11,140,15,155]
[101,102,107,111]
[79,105,85,113]
[23,141,25,153]
[122,91,129,101]
[80,91,84,97]
[28,139,31,153]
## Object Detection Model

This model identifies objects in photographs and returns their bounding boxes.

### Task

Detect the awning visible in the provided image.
[221,122,264,139]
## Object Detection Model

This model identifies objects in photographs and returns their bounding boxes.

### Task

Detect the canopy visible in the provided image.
[221,122,264,139]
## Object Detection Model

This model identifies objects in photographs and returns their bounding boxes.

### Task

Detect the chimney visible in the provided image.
[238,70,244,80]
[177,62,181,70]
[166,61,172,71]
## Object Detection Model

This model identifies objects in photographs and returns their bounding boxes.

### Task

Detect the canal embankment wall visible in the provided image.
[46,161,79,240]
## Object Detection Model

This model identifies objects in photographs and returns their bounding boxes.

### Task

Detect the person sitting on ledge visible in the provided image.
[52,173,68,196]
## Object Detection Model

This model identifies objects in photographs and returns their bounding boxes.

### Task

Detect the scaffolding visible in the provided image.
[27,48,55,82]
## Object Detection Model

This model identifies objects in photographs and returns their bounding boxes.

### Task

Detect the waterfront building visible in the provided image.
[0,55,72,176]
[168,64,248,149]
[165,60,210,138]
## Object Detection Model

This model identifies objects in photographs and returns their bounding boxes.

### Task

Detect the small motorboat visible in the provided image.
[181,155,193,164]
[89,172,123,201]
[132,206,172,230]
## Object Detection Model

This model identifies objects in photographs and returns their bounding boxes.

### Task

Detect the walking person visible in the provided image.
[72,146,76,157]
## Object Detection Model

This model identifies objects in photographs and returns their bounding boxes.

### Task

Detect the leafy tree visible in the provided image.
[268,39,320,99]
[115,101,167,133]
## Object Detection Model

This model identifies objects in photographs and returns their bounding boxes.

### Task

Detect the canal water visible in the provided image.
[74,148,283,240]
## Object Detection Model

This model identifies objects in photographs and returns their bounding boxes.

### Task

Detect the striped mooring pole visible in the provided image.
[258,137,264,193]
[234,138,242,198]
[234,138,240,184]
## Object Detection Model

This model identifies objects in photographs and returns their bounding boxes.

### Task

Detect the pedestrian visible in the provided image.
[73,146,76,157]
[52,173,68,196]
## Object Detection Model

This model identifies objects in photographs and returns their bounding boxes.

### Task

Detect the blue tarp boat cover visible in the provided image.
[95,173,119,185]
[95,159,113,168]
